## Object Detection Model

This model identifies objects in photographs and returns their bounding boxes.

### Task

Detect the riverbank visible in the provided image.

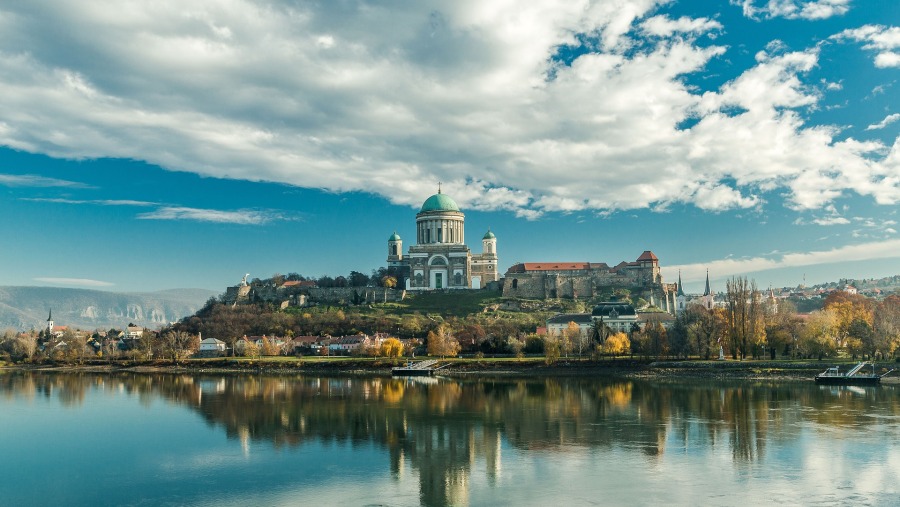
[4,357,898,382]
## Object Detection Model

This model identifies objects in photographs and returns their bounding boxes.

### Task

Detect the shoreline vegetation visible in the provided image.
[3,357,898,383]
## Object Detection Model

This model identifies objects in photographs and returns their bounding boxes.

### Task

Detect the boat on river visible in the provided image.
[814,362,895,385]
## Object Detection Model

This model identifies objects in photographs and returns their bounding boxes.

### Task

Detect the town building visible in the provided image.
[387,187,499,290]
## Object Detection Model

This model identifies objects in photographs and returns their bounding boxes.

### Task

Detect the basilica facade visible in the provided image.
[387,189,499,290]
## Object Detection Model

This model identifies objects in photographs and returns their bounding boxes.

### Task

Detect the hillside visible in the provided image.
[0,286,218,331]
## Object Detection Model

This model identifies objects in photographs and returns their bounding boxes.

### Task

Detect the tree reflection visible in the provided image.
[2,372,899,506]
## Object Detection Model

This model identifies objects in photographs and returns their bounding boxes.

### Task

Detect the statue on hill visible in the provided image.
[240,274,250,287]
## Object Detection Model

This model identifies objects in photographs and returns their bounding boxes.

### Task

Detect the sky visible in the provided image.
[1,0,899,294]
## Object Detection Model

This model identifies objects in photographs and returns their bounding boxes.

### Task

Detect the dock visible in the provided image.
[392,359,441,377]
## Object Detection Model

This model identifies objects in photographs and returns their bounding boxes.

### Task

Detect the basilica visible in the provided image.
[387,189,499,290]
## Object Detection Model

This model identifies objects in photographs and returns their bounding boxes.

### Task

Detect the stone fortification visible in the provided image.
[502,251,664,300]
[225,283,405,307]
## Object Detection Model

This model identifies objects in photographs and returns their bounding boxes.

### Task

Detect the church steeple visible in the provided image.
[46,310,54,334]
[676,271,685,297]
[703,270,711,296]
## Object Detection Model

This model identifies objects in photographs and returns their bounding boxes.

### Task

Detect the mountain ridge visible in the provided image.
[0,286,219,331]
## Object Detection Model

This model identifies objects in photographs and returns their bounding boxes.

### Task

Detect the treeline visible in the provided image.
[247,267,403,288]
[664,280,900,361]
[173,299,551,356]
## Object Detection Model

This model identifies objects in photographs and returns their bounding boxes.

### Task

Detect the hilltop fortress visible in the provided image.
[502,252,667,301]
[226,189,674,307]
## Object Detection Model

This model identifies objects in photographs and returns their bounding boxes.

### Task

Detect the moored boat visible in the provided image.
[814,362,894,385]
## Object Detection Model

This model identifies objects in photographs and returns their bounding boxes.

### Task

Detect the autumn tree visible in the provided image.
[604,332,630,358]
[823,291,874,350]
[381,275,397,302]
[426,325,460,358]
[563,321,582,358]
[799,309,838,360]
[873,295,900,359]
[378,337,404,358]
[543,335,560,365]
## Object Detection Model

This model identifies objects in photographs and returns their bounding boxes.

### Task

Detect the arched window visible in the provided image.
[512,279,518,289]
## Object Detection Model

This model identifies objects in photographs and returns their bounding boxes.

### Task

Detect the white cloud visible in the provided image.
[33,277,114,287]
[732,0,851,20]
[21,197,157,206]
[136,206,286,225]
[666,238,900,282]
[0,173,88,188]
[834,25,900,68]
[641,15,722,38]
[866,113,900,130]
[811,216,850,225]
[0,1,895,219]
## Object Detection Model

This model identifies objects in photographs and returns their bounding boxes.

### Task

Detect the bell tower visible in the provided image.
[387,232,403,267]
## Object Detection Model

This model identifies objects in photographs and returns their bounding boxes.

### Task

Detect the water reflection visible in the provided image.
[2,372,899,506]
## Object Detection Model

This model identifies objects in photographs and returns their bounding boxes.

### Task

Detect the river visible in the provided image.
[1,372,898,506]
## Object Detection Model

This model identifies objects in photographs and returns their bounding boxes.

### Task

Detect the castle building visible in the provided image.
[388,189,499,290]
[502,251,663,299]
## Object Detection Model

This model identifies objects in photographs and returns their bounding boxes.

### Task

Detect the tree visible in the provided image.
[426,325,460,358]
[543,336,560,365]
[824,291,874,349]
[382,275,397,302]
[563,321,582,358]
[349,271,370,287]
[604,332,630,357]
[799,309,838,360]
[159,330,196,363]
[725,277,765,360]
[669,313,692,359]
[243,340,260,358]
[378,338,404,358]
[873,295,900,359]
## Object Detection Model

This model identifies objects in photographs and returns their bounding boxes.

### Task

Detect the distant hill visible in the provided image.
[0,286,219,331]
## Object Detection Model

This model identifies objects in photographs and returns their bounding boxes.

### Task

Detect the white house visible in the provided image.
[198,337,227,357]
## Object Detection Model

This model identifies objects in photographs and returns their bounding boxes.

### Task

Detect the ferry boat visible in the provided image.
[814,362,894,385]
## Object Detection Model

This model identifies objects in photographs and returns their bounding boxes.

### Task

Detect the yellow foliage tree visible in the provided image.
[379,337,404,358]
[427,326,460,358]
[604,332,631,357]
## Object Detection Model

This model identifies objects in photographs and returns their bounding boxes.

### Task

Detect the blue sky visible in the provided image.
[1,0,898,294]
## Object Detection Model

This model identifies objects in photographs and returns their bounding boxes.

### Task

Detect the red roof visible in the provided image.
[509,262,591,272]
[636,251,658,262]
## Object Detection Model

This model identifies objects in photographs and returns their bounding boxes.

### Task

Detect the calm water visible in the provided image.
[1,372,899,506]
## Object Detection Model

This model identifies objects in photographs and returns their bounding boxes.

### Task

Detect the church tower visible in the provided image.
[46,309,54,335]
[676,271,687,314]
[701,270,714,310]
[387,232,403,267]
[482,229,497,257]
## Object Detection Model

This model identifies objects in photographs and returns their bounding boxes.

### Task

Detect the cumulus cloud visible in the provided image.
[136,206,286,224]
[732,0,851,20]
[33,277,114,287]
[866,113,900,130]
[667,238,900,282]
[834,25,900,68]
[641,15,722,38]
[0,1,895,219]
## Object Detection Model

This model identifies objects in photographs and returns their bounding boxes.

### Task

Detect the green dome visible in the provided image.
[420,192,460,213]
[389,232,401,241]
[483,230,496,239]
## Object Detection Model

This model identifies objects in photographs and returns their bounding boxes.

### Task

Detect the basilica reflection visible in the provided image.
[2,372,898,506]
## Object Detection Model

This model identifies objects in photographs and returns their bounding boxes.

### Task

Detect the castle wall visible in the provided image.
[502,270,660,300]
[225,284,406,306]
